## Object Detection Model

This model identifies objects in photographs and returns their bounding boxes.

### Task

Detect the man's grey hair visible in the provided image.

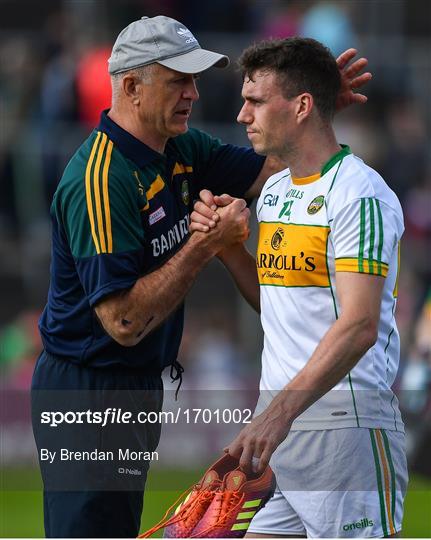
[111,64,156,103]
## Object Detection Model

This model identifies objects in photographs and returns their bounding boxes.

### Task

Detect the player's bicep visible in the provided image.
[335,271,384,326]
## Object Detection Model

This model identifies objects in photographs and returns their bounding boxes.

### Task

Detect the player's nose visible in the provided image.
[237,103,252,125]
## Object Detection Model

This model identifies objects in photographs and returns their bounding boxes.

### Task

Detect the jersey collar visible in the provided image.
[97,109,164,168]
[321,144,351,176]
[291,145,351,185]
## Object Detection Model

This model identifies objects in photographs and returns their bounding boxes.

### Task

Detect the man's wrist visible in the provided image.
[187,231,219,260]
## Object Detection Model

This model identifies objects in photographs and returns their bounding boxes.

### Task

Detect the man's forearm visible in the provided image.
[96,233,216,346]
[218,244,260,312]
[272,313,377,423]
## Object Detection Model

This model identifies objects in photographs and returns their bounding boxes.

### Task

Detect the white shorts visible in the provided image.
[248,428,408,538]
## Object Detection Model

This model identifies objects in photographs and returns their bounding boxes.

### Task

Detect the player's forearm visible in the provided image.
[272,313,378,424]
[218,244,260,312]
[96,233,216,346]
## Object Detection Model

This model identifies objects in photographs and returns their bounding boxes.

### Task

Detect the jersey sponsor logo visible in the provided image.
[149,206,166,226]
[151,214,189,257]
[263,194,279,207]
[307,195,325,215]
[342,518,374,531]
[271,227,284,250]
[257,222,330,287]
[176,26,198,44]
[181,180,189,205]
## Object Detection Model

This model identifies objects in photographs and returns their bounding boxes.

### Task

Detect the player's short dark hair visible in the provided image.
[238,37,341,121]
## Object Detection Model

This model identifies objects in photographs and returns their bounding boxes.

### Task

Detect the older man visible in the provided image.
[32,16,370,538]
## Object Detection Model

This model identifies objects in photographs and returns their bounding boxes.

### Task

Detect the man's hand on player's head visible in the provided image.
[336,48,372,111]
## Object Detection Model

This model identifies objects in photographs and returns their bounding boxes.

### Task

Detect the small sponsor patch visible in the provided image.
[149,206,166,226]
[307,195,325,215]
[181,180,189,205]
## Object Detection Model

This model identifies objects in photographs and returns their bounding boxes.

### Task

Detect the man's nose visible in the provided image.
[183,79,199,101]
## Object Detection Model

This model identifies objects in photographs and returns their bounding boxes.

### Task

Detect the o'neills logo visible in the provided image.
[307,195,325,215]
[257,252,316,273]
[271,227,284,250]
[342,518,374,531]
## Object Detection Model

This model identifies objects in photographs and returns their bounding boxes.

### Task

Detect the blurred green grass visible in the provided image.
[1,468,430,537]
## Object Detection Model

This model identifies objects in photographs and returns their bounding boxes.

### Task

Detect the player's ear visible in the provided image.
[296,93,313,123]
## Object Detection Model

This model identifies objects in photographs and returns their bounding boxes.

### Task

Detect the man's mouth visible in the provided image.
[174,109,191,118]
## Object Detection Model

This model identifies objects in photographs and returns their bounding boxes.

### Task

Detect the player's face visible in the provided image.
[237,70,299,158]
[138,64,200,144]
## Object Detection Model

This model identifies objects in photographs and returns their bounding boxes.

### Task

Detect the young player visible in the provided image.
[191,38,407,538]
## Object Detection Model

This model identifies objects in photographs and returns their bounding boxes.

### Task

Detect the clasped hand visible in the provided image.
[189,189,250,250]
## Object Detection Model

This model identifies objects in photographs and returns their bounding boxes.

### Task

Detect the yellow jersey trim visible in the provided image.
[93,133,108,253]
[335,258,389,277]
[142,174,166,211]
[173,162,193,176]
[102,140,114,253]
[85,132,102,254]
[292,172,321,185]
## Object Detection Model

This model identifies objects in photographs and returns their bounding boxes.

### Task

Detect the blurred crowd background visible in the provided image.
[0,0,430,478]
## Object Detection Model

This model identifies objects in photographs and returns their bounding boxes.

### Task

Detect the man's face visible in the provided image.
[138,64,200,143]
[237,70,298,157]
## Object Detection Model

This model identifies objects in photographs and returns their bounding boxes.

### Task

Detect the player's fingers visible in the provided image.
[214,193,235,207]
[199,189,217,211]
[231,198,247,211]
[256,446,272,474]
[350,72,372,89]
[193,200,220,222]
[241,207,251,219]
[344,58,368,79]
[189,222,209,233]
[239,442,255,473]
[191,209,217,226]
[336,48,357,70]
[225,439,243,459]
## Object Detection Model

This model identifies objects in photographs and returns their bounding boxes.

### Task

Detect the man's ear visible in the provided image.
[123,75,140,105]
[295,93,313,123]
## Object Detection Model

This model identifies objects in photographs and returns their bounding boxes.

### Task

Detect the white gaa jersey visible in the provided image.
[255,146,404,431]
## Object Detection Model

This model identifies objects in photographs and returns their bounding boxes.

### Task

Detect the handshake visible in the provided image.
[189,189,251,256]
